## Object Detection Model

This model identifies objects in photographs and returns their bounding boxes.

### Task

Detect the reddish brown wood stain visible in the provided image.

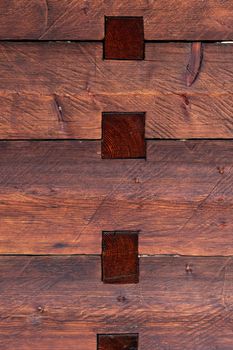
[0,43,233,139]
[102,113,146,159]
[0,140,233,256]
[102,231,139,284]
[104,17,144,60]
[0,1,233,40]
[98,334,138,350]
[0,256,232,349]
[0,2,232,349]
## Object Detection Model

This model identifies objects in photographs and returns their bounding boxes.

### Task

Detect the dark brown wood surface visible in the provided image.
[102,113,146,159]
[0,42,233,139]
[0,255,232,349]
[98,334,138,350]
[0,140,233,255]
[104,17,144,60]
[0,0,233,40]
[102,231,139,284]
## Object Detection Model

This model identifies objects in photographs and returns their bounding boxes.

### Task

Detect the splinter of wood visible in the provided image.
[104,16,144,60]
[97,333,138,350]
[186,42,203,87]
[102,231,139,284]
[102,112,146,159]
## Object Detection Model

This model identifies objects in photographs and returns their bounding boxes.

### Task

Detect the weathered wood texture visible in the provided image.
[0,140,233,255]
[0,256,232,349]
[0,42,233,139]
[0,0,232,40]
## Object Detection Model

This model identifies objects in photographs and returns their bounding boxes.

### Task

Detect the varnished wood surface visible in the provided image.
[0,42,233,139]
[0,0,232,40]
[0,255,232,349]
[0,140,233,255]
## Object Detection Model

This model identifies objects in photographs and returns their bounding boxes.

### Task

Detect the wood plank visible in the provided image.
[0,0,232,40]
[0,42,233,139]
[0,0,47,39]
[0,256,232,349]
[0,140,233,255]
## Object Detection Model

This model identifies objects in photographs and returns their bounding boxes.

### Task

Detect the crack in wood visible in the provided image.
[186,42,203,87]
[44,0,49,33]
[53,94,65,124]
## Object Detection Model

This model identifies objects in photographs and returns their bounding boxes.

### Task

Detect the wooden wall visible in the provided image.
[0,1,232,349]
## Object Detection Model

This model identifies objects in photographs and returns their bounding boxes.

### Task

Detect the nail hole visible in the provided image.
[217,166,224,174]
[37,306,44,313]
[185,264,193,274]
[117,295,127,303]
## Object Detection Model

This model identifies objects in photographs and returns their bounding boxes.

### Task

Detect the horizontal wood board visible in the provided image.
[0,42,233,139]
[0,255,232,349]
[1,3,233,349]
[0,140,233,255]
[0,0,233,40]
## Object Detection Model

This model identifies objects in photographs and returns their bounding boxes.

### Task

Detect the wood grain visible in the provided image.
[0,0,47,39]
[102,231,139,284]
[0,0,232,40]
[0,42,233,139]
[0,255,232,349]
[102,113,146,159]
[0,140,233,255]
